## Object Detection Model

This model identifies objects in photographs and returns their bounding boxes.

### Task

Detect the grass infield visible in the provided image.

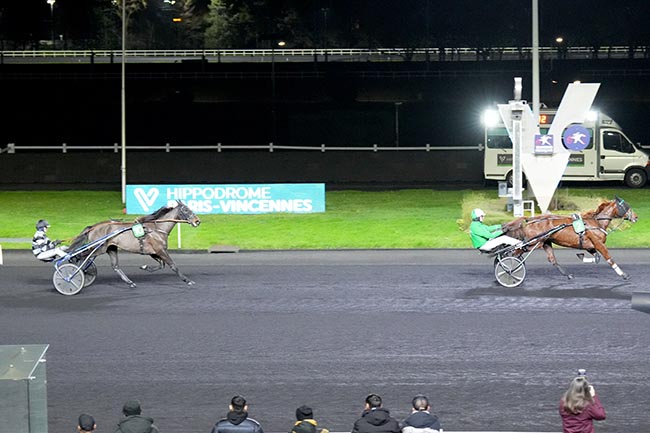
[1,188,648,250]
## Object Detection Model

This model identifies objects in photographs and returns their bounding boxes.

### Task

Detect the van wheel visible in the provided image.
[506,171,527,188]
[624,168,647,188]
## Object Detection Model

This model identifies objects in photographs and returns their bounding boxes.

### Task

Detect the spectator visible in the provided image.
[290,405,329,433]
[115,399,160,433]
[400,395,441,433]
[559,376,606,433]
[211,395,263,433]
[351,394,400,433]
[78,413,96,433]
[32,219,67,261]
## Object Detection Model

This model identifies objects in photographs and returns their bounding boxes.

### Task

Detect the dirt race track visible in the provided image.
[1,249,650,433]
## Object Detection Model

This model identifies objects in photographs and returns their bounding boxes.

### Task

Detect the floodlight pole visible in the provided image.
[532,0,540,123]
[120,0,127,204]
[47,0,56,48]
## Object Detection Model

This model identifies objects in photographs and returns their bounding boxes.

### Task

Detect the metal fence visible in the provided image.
[1,142,484,154]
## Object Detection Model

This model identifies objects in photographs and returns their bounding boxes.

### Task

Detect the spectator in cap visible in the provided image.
[351,394,400,433]
[115,399,159,433]
[290,405,329,433]
[78,413,96,433]
[210,395,264,433]
[400,395,441,433]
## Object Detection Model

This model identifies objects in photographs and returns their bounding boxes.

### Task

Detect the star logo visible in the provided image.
[563,125,591,151]
[534,134,554,154]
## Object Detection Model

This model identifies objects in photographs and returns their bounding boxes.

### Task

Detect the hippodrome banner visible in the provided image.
[126,184,325,215]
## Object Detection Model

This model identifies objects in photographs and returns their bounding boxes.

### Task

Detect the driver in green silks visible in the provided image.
[469,208,520,251]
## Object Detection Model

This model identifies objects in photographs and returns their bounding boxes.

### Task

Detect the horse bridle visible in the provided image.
[599,199,634,233]
[616,200,634,221]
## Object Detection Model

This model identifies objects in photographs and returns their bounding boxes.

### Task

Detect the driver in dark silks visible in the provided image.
[32,219,68,261]
[469,208,520,252]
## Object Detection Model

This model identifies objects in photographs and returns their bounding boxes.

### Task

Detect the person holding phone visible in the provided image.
[559,374,606,433]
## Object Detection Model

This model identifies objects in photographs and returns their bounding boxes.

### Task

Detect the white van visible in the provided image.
[483,109,650,188]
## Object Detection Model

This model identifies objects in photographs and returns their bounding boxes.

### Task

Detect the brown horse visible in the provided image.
[68,200,201,287]
[501,197,637,280]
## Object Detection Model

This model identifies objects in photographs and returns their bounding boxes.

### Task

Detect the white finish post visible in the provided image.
[511,77,524,217]
[177,223,182,249]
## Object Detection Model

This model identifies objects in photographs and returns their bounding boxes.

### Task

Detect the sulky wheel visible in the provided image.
[494,256,526,288]
[53,264,85,296]
[82,262,97,287]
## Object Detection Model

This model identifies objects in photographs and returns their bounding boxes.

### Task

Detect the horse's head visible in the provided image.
[174,200,201,227]
[614,196,637,222]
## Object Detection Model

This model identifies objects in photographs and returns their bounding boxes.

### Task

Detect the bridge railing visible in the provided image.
[1,46,648,63]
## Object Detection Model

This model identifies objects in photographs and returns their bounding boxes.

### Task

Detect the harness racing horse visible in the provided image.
[68,200,201,287]
[501,197,637,280]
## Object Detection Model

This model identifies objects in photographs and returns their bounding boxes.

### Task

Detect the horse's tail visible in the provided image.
[502,217,527,240]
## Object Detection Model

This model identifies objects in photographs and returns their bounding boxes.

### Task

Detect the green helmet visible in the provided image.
[471,208,486,220]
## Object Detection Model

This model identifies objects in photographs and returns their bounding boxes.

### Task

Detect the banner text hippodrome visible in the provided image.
[167,186,272,200]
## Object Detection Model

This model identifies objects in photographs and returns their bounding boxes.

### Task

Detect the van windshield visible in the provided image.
[603,130,635,154]
[486,128,512,149]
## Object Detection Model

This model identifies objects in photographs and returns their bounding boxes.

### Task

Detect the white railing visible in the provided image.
[0,142,484,154]
[0,46,647,63]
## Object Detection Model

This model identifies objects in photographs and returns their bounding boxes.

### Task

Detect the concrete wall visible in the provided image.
[1,150,484,187]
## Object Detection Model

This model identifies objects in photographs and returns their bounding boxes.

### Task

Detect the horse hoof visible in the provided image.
[623,274,631,280]
[140,265,148,271]
[129,283,137,288]
[567,274,574,280]
[187,280,195,286]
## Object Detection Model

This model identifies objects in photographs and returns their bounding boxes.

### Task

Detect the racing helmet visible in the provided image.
[471,208,486,221]
[36,219,50,230]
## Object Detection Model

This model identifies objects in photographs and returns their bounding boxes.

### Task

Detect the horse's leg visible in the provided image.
[107,248,137,288]
[587,235,629,280]
[543,243,573,279]
[577,248,600,263]
[155,249,195,285]
[141,255,165,273]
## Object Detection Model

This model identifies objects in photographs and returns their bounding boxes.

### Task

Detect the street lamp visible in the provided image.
[120,0,127,204]
[555,36,565,59]
[46,0,55,48]
[271,40,285,145]
[321,8,329,61]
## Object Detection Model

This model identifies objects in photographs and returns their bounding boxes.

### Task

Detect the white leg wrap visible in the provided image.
[583,257,596,263]
[612,263,625,276]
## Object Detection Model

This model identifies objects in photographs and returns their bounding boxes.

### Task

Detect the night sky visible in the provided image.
[2,0,650,49]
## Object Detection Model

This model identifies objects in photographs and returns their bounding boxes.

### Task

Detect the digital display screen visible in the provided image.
[539,114,555,124]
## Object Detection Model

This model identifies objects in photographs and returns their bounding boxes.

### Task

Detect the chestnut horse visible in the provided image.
[501,197,637,280]
[68,200,201,287]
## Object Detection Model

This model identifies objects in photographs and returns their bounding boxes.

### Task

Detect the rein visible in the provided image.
[102,218,193,225]
[149,218,194,224]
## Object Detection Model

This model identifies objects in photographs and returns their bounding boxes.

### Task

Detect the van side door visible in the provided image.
[599,129,635,180]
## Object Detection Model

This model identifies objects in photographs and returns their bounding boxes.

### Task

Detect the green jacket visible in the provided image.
[469,220,503,248]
